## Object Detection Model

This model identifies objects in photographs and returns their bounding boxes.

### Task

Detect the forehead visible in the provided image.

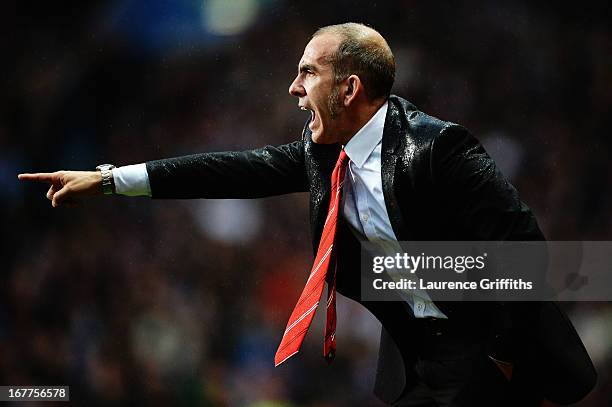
[299,33,341,68]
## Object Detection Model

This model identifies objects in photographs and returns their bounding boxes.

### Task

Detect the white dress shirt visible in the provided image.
[113,101,446,319]
[341,102,446,319]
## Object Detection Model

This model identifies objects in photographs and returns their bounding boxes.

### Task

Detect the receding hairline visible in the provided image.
[312,22,391,55]
[310,22,396,100]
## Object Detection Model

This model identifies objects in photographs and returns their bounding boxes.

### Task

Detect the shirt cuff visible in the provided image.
[112,164,151,197]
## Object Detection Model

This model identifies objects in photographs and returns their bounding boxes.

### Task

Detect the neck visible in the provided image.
[337,98,386,145]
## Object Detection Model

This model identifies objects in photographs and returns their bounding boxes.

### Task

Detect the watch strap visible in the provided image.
[96,164,116,195]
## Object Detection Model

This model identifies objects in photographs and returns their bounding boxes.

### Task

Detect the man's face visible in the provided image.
[289,33,345,144]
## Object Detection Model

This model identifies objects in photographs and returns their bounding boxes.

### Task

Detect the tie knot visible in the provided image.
[336,149,349,169]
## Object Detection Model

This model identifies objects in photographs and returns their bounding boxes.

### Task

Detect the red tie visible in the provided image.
[275,149,350,366]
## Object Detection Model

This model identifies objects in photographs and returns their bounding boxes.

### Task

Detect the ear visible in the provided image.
[341,75,363,107]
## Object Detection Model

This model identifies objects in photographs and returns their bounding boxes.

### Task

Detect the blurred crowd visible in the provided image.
[3,1,611,406]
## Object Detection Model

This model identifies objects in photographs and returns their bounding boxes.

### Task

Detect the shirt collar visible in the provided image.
[343,101,388,168]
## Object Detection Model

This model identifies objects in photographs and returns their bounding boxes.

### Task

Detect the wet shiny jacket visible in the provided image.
[146,95,595,405]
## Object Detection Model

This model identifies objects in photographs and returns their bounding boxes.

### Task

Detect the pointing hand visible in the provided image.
[18,171,103,207]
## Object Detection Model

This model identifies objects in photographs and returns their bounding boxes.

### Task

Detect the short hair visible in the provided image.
[313,23,395,101]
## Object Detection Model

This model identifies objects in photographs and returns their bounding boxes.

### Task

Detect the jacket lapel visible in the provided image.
[381,96,411,241]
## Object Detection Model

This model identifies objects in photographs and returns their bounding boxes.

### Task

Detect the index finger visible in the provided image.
[17,173,58,183]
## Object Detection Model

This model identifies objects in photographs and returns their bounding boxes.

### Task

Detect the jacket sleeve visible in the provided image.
[145,140,308,199]
[430,125,596,402]
[430,123,548,360]
[430,124,544,241]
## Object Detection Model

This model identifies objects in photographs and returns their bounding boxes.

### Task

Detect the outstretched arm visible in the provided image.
[146,140,308,199]
[18,140,308,206]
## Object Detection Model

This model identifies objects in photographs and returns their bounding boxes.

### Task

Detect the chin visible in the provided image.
[310,131,322,144]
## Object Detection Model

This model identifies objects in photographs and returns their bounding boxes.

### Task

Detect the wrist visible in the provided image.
[95,164,116,195]
[93,171,103,195]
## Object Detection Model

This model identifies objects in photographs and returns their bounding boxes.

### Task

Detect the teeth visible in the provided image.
[300,106,307,111]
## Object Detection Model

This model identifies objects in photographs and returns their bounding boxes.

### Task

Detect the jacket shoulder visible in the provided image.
[389,95,461,145]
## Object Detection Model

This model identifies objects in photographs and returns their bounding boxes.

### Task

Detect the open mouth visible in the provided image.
[300,106,316,125]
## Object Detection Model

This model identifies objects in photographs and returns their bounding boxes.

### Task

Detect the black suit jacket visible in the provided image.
[145,95,596,405]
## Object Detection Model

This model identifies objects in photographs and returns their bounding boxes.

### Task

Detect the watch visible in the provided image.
[95,164,116,195]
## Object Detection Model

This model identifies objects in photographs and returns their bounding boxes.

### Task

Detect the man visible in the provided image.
[19,23,595,406]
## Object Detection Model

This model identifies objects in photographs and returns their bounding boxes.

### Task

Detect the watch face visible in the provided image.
[96,164,115,171]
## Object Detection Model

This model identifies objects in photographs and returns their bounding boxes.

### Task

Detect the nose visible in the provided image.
[289,76,305,97]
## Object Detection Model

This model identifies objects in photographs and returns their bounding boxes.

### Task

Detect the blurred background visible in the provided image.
[3,0,612,405]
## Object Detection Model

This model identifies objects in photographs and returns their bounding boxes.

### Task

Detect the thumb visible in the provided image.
[51,186,71,208]
[46,184,58,200]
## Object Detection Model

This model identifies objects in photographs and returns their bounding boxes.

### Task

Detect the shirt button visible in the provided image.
[361,214,369,223]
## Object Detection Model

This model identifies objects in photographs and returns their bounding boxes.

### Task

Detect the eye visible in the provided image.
[299,66,315,76]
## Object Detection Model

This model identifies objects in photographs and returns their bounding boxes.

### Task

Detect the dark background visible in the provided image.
[3,1,611,405]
